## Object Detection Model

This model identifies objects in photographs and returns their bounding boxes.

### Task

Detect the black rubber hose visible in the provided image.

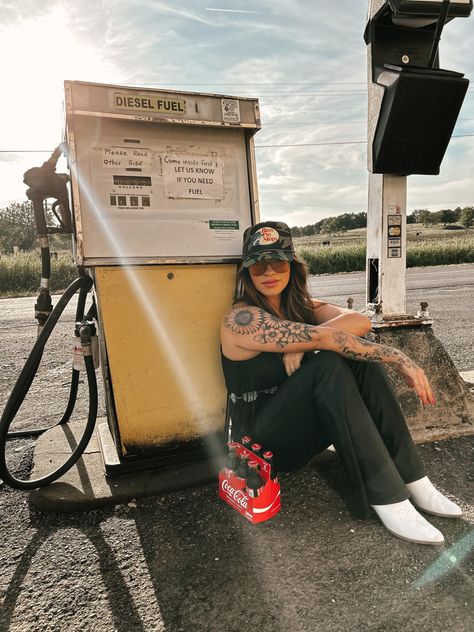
[6,282,91,438]
[0,276,98,489]
[40,246,51,283]
[55,285,97,429]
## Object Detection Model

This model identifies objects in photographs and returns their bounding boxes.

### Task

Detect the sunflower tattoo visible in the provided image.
[224,307,313,349]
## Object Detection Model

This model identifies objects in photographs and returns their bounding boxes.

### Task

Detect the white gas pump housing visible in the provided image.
[64,81,261,470]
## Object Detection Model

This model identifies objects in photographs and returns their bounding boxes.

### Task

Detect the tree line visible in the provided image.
[0,202,71,254]
[0,201,473,254]
[291,206,474,237]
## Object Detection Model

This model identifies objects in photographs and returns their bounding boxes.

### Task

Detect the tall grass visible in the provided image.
[0,236,473,296]
[407,237,474,268]
[0,252,78,297]
[298,243,366,275]
[298,236,474,275]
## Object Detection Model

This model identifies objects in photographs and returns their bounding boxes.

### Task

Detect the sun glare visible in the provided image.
[0,7,122,202]
[1,8,121,149]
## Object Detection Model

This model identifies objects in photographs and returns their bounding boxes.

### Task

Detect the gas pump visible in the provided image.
[65,81,260,472]
[0,81,261,488]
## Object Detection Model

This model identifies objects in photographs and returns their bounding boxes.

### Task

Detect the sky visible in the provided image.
[0,0,473,227]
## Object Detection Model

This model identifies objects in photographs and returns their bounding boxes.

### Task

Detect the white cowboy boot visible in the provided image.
[371,499,444,545]
[406,476,462,517]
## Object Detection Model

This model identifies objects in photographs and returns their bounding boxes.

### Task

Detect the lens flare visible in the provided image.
[414,529,474,588]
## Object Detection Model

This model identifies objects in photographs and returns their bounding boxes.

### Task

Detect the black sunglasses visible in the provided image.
[248,260,290,276]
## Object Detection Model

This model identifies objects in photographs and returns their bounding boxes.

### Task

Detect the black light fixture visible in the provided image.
[366,0,472,175]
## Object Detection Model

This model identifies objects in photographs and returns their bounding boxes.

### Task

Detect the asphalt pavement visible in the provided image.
[0,264,473,632]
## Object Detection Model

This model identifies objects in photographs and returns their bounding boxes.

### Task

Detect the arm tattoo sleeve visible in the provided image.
[224,307,415,366]
[223,306,314,349]
[332,330,416,368]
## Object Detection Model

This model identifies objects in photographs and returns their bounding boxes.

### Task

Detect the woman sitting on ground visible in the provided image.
[220,221,462,545]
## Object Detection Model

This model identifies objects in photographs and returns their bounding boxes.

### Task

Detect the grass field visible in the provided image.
[295,224,474,274]
[295,223,472,247]
[0,224,472,296]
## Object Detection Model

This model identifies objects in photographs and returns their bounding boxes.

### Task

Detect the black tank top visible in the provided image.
[221,350,288,440]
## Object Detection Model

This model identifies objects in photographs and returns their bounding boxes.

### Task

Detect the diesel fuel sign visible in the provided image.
[114,93,186,114]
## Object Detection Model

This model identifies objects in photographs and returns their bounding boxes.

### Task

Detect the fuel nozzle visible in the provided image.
[23,143,72,234]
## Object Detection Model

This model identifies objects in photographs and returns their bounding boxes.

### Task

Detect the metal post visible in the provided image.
[366,0,408,318]
[366,173,407,316]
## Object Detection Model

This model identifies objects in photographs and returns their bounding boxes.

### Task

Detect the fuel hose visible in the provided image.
[0,276,98,490]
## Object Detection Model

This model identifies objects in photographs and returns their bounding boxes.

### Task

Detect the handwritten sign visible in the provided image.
[162,154,224,200]
[101,146,151,170]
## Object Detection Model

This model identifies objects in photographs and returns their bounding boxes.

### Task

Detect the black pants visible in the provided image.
[252,351,426,516]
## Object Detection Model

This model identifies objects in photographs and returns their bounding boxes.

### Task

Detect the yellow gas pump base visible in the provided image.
[29,417,226,512]
[92,263,236,474]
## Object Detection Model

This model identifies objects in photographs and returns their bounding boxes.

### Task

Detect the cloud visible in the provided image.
[0,0,472,223]
[205,8,264,14]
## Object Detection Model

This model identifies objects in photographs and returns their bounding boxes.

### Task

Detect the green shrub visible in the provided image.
[407,238,474,267]
[1,236,473,296]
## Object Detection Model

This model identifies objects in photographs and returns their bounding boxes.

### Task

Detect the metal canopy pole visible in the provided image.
[362,0,474,445]
[366,0,408,318]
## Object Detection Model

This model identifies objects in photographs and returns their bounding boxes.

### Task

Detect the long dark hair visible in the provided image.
[234,257,315,325]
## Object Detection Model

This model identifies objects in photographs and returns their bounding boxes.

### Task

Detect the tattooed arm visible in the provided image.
[312,300,372,337]
[281,301,372,376]
[221,305,435,404]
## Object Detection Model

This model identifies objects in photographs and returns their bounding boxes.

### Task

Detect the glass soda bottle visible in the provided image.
[236,452,250,485]
[263,450,278,483]
[241,436,252,449]
[225,442,239,477]
[246,461,264,498]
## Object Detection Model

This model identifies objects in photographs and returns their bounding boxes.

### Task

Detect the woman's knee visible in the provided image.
[307,350,352,380]
[351,359,392,385]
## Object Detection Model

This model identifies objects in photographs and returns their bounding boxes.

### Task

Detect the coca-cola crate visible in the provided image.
[218,442,281,524]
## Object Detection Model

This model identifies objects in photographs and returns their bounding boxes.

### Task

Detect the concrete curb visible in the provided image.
[29,417,223,512]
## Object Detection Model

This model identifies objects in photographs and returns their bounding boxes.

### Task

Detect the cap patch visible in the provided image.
[251,227,279,247]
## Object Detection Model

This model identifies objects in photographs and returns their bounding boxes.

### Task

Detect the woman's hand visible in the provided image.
[283,351,305,376]
[395,357,436,406]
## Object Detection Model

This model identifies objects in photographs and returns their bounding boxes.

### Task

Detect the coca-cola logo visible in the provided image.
[221,479,249,509]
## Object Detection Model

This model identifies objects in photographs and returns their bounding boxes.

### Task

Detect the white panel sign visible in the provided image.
[162,154,224,200]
